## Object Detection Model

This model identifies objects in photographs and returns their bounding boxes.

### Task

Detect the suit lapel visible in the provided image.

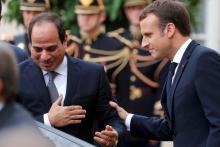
[26,59,52,107]
[169,40,199,120]
[161,81,173,129]
[64,55,80,106]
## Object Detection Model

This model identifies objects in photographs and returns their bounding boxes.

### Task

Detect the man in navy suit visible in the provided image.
[0,42,54,147]
[110,0,220,147]
[17,12,125,147]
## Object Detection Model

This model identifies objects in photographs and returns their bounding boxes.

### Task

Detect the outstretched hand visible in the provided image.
[109,101,128,121]
[94,125,118,147]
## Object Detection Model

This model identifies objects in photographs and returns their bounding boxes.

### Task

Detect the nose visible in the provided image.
[40,50,50,61]
[141,37,149,49]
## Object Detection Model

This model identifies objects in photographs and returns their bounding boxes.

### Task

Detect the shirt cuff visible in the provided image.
[43,113,52,127]
[125,113,134,131]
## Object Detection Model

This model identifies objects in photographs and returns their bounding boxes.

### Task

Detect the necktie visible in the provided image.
[166,62,178,115]
[47,71,59,103]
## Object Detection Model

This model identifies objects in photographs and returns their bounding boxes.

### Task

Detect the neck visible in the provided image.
[129,25,140,34]
[169,35,190,60]
[80,26,104,44]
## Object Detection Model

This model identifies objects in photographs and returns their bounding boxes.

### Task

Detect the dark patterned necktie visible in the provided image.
[166,62,178,115]
[47,71,59,103]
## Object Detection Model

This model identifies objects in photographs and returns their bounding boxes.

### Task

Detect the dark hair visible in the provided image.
[0,42,19,100]
[140,0,191,36]
[28,12,66,43]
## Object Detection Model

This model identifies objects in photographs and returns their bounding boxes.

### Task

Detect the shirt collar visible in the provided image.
[172,38,192,64]
[42,55,68,76]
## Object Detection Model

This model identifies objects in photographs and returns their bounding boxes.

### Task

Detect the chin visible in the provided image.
[40,66,53,71]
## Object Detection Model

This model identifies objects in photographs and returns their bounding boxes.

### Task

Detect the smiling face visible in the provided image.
[30,21,67,71]
[140,13,173,60]
[124,5,145,27]
[77,13,104,34]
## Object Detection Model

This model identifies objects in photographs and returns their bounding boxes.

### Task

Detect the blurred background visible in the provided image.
[1,0,219,52]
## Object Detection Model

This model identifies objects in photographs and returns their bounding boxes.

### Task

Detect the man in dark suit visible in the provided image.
[0,42,54,147]
[110,0,220,147]
[0,1,28,63]
[18,12,125,146]
[0,42,32,130]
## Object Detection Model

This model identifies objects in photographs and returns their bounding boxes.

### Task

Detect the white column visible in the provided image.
[205,0,220,52]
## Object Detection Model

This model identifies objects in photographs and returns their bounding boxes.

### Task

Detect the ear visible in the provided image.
[63,34,68,48]
[164,23,175,38]
[99,11,106,24]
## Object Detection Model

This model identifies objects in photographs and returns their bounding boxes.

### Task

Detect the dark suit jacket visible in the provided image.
[18,55,125,144]
[14,33,30,55]
[0,101,35,130]
[0,41,28,63]
[129,41,220,147]
[10,44,28,63]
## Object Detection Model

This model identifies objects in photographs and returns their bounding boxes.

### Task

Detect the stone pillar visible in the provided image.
[205,0,220,52]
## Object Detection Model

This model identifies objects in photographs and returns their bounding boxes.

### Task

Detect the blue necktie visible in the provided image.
[47,71,59,103]
[166,62,178,115]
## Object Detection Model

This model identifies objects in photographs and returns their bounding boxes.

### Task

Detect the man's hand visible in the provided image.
[109,101,128,121]
[94,125,118,147]
[48,95,86,127]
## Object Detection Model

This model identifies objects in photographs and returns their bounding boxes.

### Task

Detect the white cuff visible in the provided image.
[125,113,134,131]
[43,113,52,127]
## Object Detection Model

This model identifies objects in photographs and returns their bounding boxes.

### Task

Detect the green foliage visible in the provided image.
[3,0,201,33]
[3,0,22,25]
[181,0,201,30]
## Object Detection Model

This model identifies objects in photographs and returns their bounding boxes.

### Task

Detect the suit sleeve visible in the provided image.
[195,50,220,147]
[95,66,125,137]
[130,115,172,140]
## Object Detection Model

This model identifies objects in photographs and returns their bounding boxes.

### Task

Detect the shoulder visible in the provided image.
[107,28,134,47]
[67,33,82,44]
[67,55,104,71]
[66,34,81,56]
[0,42,28,63]
[190,44,220,72]
[108,28,132,39]
[9,44,28,63]
[3,101,34,126]
[19,58,34,72]
[193,44,220,60]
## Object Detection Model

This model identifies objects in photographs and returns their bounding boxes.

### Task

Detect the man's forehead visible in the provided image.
[32,21,58,35]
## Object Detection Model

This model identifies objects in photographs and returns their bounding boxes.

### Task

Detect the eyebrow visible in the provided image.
[32,44,58,52]
[143,32,152,36]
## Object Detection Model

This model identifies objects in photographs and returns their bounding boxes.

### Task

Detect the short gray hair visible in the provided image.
[0,42,19,100]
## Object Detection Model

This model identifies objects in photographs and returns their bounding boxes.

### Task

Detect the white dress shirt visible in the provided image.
[125,38,192,131]
[42,56,68,126]
[172,38,192,80]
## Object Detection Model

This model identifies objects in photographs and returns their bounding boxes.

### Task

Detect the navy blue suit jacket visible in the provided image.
[129,41,220,147]
[0,101,35,131]
[0,41,28,63]
[14,33,30,55]
[18,55,125,143]
[10,44,28,63]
